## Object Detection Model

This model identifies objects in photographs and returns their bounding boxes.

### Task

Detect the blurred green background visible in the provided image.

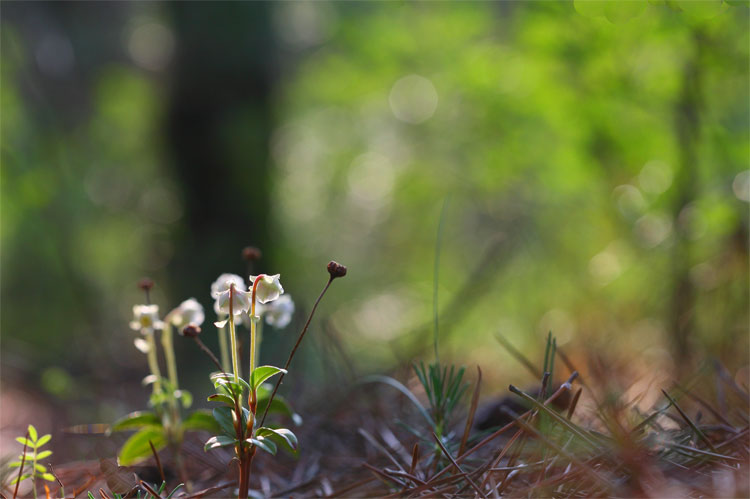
[1,0,748,450]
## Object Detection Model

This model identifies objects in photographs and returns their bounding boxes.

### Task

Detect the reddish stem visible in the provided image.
[12,431,29,499]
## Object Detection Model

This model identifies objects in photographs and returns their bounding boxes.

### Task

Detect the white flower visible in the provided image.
[129,304,164,334]
[211,273,246,298]
[250,274,284,304]
[216,287,252,315]
[211,273,250,316]
[169,298,205,329]
[134,337,151,353]
[263,295,295,328]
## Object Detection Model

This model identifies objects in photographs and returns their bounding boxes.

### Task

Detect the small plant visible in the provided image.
[109,281,221,479]
[195,260,346,499]
[413,361,469,440]
[87,480,184,499]
[366,200,469,467]
[8,424,55,499]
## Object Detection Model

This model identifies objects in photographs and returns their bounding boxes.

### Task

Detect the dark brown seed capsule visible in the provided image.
[138,278,154,291]
[181,324,202,338]
[242,246,262,262]
[327,261,347,279]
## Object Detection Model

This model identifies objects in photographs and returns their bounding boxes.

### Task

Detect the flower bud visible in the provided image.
[181,324,202,338]
[138,278,154,292]
[327,261,347,279]
[242,246,262,262]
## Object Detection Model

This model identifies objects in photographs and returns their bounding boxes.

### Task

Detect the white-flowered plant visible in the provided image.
[211,274,247,371]
[130,304,164,335]
[168,298,205,330]
[204,272,303,499]
[111,259,344,499]
[113,290,220,468]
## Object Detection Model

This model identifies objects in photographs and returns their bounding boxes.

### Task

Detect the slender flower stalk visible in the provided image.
[218,324,230,372]
[161,324,179,391]
[228,285,239,384]
[145,333,162,395]
[211,274,248,376]
[247,274,284,406]
[254,320,263,369]
[249,277,260,384]
[259,261,346,427]
[130,302,164,397]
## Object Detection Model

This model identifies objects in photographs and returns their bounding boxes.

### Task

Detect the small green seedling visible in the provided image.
[87,480,184,499]
[9,424,55,499]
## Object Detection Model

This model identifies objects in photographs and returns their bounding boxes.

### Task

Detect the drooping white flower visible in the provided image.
[129,304,164,334]
[211,273,246,299]
[250,274,284,304]
[216,286,252,315]
[211,273,251,316]
[263,294,295,328]
[169,298,205,330]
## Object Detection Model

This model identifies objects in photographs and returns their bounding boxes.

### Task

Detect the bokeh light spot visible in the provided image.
[389,74,438,124]
[127,21,175,71]
[638,160,673,195]
[732,170,750,202]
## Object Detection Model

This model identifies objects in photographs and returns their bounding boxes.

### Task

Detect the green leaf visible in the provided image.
[255,396,303,426]
[35,434,51,448]
[111,411,161,433]
[41,473,56,482]
[88,492,96,499]
[255,427,298,453]
[182,410,222,434]
[256,382,272,400]
[8,462,22,468]
[27,425,38,442]
[212,407,237,438]
[250,366,287,391]
[360,375,435,427]
[35,449,52,460]
[11,474,32,485]
[118,427,167,466]
[179,390,193,409]
[247,436,277,455]
[15,436,32,447]
[165,483,185,499]
[207,393,235,406]
[34,463,47,473]
[216,383,238,398]
[211,372,251,391]
[204,435,236,451]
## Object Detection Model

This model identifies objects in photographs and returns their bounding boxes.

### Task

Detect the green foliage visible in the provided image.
[273,0,749,371]
[87,481,184,499]
[181,410,222,434]
[110,411,161,433]
[205,368,300,458]
[118,427,167,466]
[249,366,287,391]
[8,424,55,496]
[255,427,299,454]
[413,361,469,438]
